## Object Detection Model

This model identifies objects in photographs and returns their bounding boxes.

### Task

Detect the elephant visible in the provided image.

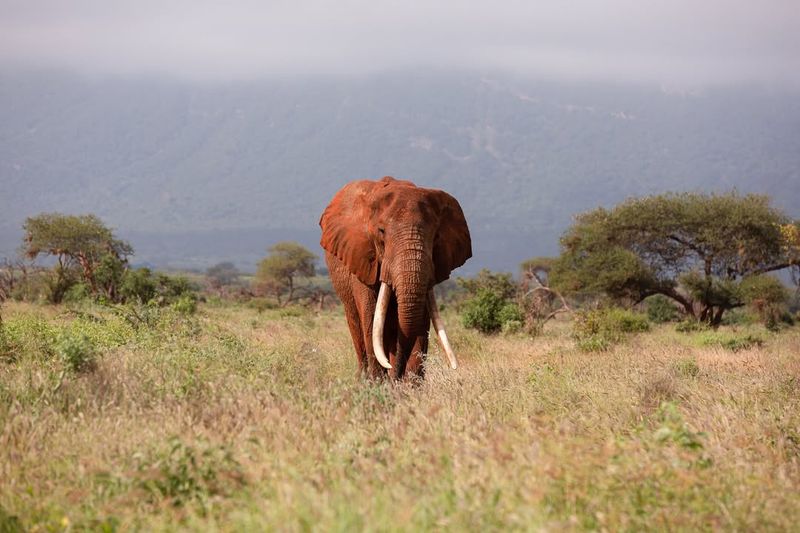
[319,176,472,380]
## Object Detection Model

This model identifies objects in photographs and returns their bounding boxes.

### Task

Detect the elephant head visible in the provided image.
[319,176,472,377]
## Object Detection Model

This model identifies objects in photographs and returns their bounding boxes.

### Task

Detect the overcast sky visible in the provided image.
[1,1,798,86]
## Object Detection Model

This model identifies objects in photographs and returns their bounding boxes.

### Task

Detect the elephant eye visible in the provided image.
[378,227,385,235]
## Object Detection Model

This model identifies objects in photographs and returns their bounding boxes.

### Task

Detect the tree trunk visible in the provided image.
[711,307,725,328]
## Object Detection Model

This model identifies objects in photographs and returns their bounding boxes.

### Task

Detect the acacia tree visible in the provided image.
[781,222,800,290]
[206,261,240,294]
[255,242,316,306]
[519,256,572,333]
[22,213,133,302]
[550,192,798,326]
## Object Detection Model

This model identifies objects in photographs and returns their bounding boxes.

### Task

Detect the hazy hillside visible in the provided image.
[2,70,799,272]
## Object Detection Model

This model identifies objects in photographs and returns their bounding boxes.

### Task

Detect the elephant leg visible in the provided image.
[326,253,368,373]
[343,301,368,374]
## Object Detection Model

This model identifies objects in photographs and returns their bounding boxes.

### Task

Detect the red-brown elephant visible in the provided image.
[319,176,472,380]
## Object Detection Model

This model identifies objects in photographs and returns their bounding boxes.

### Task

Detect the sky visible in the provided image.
[1,1,799,86]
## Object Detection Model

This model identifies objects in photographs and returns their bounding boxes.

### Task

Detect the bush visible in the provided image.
[501,318,524,335]
[63,282,91,304]
[498,302,524,325]
[247,298,278,313]
[699,333,764,352]
[462,289,522,334]
[156,274,196,303]
[135,438,245,508]
[120,268,158,303]
[572,307,649,351]
[719,309,756,326]
[2,313,58,361]
[120,268,198,307]
[56,331,97,373]
[740,275,790,330]
[10,270,51,302]
[171,294,198,315]
[675,319,709,333]
[646,295,679,323]
[457,269,517,302]
[612,308,651,333]
[0,325,17,363]
[458,269,522,334]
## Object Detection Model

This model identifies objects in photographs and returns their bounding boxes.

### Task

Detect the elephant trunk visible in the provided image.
[370,278,429,373]
[372,232,459,374]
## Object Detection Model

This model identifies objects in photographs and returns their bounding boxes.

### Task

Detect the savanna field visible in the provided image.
[1,299,799,531]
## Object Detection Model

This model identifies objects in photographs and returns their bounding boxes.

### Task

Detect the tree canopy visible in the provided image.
[550,192,798,325]
[22,213,133,301]
[255,242,317,306]
[206,261,240,290]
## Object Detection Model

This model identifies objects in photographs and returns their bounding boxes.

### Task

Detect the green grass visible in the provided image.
[1,301,799,531]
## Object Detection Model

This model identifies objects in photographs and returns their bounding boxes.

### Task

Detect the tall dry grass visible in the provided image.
[1,300,799,531]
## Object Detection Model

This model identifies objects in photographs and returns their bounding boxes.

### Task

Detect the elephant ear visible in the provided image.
[431,190,472,284]
[319,180,379,285]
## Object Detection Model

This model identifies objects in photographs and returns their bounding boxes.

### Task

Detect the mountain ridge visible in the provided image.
[2,70,799,271]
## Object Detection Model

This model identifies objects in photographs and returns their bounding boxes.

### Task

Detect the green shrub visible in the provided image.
[456,269,517,302]
[462,289,522,334]
[0,326,18,363]
[156,274,196,303]
[135,438,245,508]
[653,402,709,467]
[120,268,198,308]
[613,308,651,333]
[699,333,764,352]
[279,305,306,318]
[457,269,524,335]
[56,331,97,373]
[108,301,163,329]
[171,294,198,315]
[64,314,136,349]
[63,282,91,304]
[501,319,523,335]
[576,335,612,352]
[120,268,158,303]
[498,302,523,325]
[2,313,58,360]
[740,275,790,330]
[10,276,43,302]
[719,309,756,326]
[572,307,649,351]
[646,295,679,323]
[247,298,278,313]
[499,302,524,334]
[675,319,709,333]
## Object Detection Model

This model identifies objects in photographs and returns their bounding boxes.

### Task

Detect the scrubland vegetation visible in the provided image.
[2,192,800,531]
[1,293,800,531]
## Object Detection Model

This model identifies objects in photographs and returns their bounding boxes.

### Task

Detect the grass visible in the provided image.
[1,300,799,531]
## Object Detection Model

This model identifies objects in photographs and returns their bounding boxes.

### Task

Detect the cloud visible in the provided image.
[1,0,798,85]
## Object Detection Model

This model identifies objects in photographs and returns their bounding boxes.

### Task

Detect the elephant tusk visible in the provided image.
[372,282,393,369]
[428,289,458,370]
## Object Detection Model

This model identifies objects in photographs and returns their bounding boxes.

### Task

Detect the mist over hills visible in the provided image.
[2,70,799,273]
